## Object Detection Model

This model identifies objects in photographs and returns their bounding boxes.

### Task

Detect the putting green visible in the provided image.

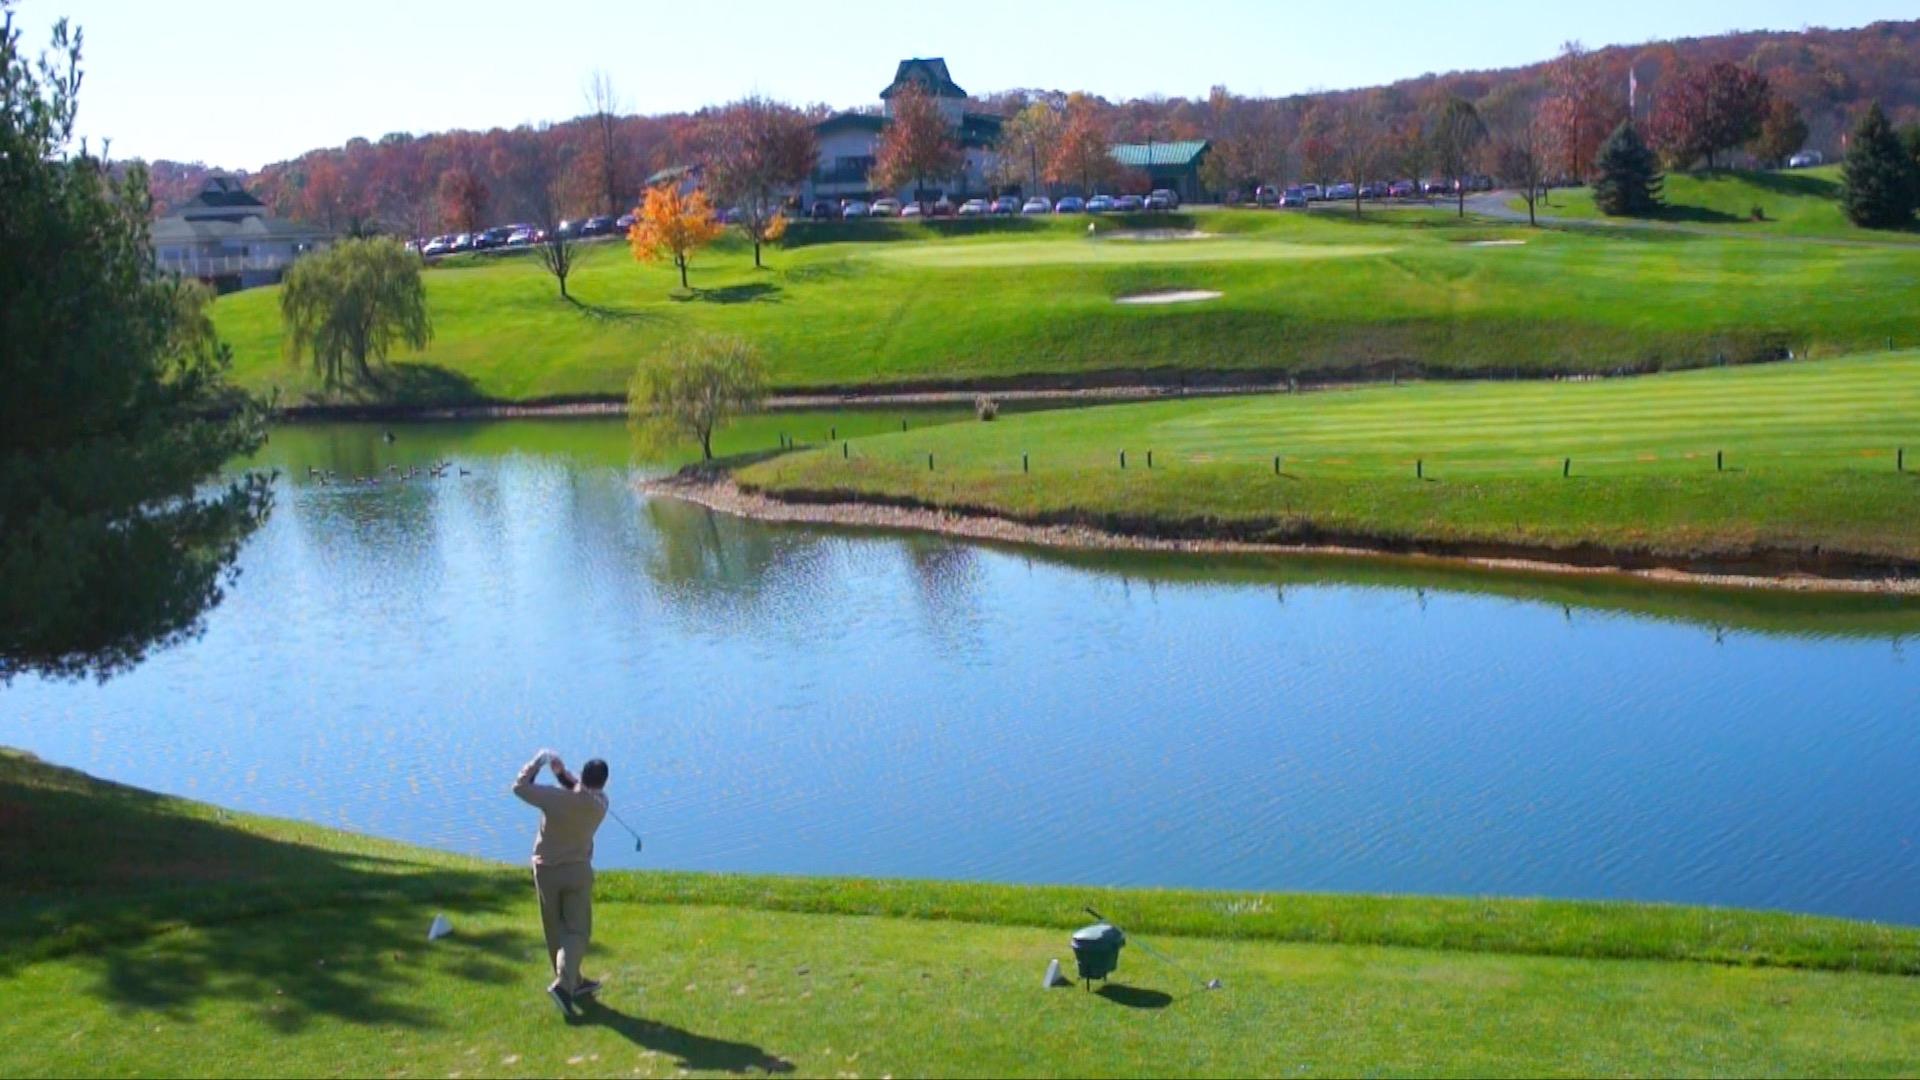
[861,235,1397,269]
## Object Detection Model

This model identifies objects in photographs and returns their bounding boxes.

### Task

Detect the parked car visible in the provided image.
[1389,180,1417,198]
[1360,181,1390,199]
[809,200,837,220]
[449,233,473,252]
[1143,192,1173,211]
[1421,179,1451,196]
[842,200,871,219]
[615,213,636,230]
[506,226,537,246]
[900,202,924,217]
[1253,185,1280,207]
[957,198,989,217]
[990,195,1021,215]
[422,235,453,257]
[1328,182,1357,201]
[930,197,957,217]
[1053,196,1086,213]
[870,198,902,217]
[477,226,515,249]
[1300,183,1323,202]
[1280,187,1307,209]
[579,215,617,236]
[1085,195,1116,212]
[1021,197,1052,214]
[1788,150,1824,168]
[1114,194,1145,212]
[1150,187,1181,209]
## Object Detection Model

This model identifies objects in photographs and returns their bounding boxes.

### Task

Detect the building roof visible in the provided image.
[881,58,965,100]
[151,213,327,245]
[813,109,1003,149]
[153,175,328,242]
[1109,140,1212,169]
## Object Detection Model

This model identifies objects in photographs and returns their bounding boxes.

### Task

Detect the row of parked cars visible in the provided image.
[1247,176,1496,208]
[812,189,1184,220]
[415,214,633,257]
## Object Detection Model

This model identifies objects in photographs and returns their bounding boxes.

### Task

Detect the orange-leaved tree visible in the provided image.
[628,183,725,291]
[871,83,962,214]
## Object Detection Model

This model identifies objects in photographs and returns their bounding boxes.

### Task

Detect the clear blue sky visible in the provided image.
[16,0,1916,169]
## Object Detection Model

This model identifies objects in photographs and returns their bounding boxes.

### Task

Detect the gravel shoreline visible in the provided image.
[641,475,1920,596]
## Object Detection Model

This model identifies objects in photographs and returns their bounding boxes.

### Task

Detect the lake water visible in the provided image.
[6,418,1920,923]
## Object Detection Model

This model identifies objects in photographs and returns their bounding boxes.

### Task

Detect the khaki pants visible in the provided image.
[532,861,593,992]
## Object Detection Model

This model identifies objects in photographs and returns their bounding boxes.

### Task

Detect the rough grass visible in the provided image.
[7,749,1920,1077]
[740,352,1920,566]
[1520,166,1920,241]
[210,206,1920,405]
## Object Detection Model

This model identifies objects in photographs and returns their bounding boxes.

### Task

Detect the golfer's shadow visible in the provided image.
[1095,983,1173,1010]
[574,999,795,1074]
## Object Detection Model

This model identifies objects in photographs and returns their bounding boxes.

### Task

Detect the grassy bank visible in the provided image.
[738,352,1920,573]
[1517,166,1920,242]
[211,205,1920,406]
[7,750,1920,1076]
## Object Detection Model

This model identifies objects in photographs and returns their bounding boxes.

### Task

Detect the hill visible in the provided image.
[213,207,1920,405]
[1514,165,1920,240]
[6,748,1920,1076]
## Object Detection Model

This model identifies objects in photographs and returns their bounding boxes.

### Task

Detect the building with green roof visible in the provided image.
[1108,140,1213,203]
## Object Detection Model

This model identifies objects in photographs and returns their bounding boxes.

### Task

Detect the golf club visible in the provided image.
[1085,906,1222,990]
[607,806,643,852]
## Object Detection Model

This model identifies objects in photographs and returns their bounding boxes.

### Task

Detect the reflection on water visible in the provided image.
[6,419,1920,923]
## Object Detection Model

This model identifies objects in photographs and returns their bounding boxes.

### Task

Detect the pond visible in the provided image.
[5,417,1920,923]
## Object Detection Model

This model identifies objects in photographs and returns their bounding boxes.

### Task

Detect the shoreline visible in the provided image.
[264,355,1802,423]
[643,473,1920,596]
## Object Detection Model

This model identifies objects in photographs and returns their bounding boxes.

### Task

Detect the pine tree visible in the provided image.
[1591,121,1663,216]
[1840,103,1917,230]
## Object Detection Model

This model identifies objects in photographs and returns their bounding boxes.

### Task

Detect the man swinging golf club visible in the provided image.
[513,748,609,1016]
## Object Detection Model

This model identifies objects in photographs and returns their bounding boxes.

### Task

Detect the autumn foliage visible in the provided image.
[871,84,962,209]
[700,97,815,267]
[628,184,725,292]
[1648,61,1773,170]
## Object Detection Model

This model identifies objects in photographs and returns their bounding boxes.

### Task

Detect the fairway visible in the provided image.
[860,231,1396,268]
[740,353,1920,567]
[9,751,1920,1078]
[208,207,1920,405]
[1512,166,1920,244]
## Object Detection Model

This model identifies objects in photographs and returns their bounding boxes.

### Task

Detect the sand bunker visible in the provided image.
[1114,290,1223,305]
[1102,229,1215,241]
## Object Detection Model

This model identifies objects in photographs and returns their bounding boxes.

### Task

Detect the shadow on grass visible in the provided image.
[691,282,783,304]
[564,295,668,324]
[0,753,524,1028]
[1096,984,1173,1010]
[576,999,796,1074]
[1715,169,1841,200]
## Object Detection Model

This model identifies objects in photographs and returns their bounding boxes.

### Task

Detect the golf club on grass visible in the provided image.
[607,806,643,853]
[1084,907,1222,991]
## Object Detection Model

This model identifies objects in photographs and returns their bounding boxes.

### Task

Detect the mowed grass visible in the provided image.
[741,352,1920,564]
[9,750,1920,1078]
[1518,166,1920,242]
[210,205,1920,405]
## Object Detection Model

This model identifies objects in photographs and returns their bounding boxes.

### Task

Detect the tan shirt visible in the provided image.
[512,755,608,867]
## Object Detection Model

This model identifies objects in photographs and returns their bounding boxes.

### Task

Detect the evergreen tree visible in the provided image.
[1591,121,1663,216]
[2,7,272,681]
[1840,103,1917,230]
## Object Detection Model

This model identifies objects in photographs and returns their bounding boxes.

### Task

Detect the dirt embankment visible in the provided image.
[642,472,1920,596]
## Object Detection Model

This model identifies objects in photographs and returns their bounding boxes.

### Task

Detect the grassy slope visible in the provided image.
[1518,166,1920,241]
[7,752,1920,1076]
[741,353,1920,564]
[213,206,1920,405]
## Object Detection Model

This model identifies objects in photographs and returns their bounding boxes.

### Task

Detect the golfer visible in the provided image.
[512,748,609,1016]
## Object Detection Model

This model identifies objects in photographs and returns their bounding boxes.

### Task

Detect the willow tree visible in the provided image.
[628,336,766,461]
[280,237,431,392]
[2,6,272,681]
